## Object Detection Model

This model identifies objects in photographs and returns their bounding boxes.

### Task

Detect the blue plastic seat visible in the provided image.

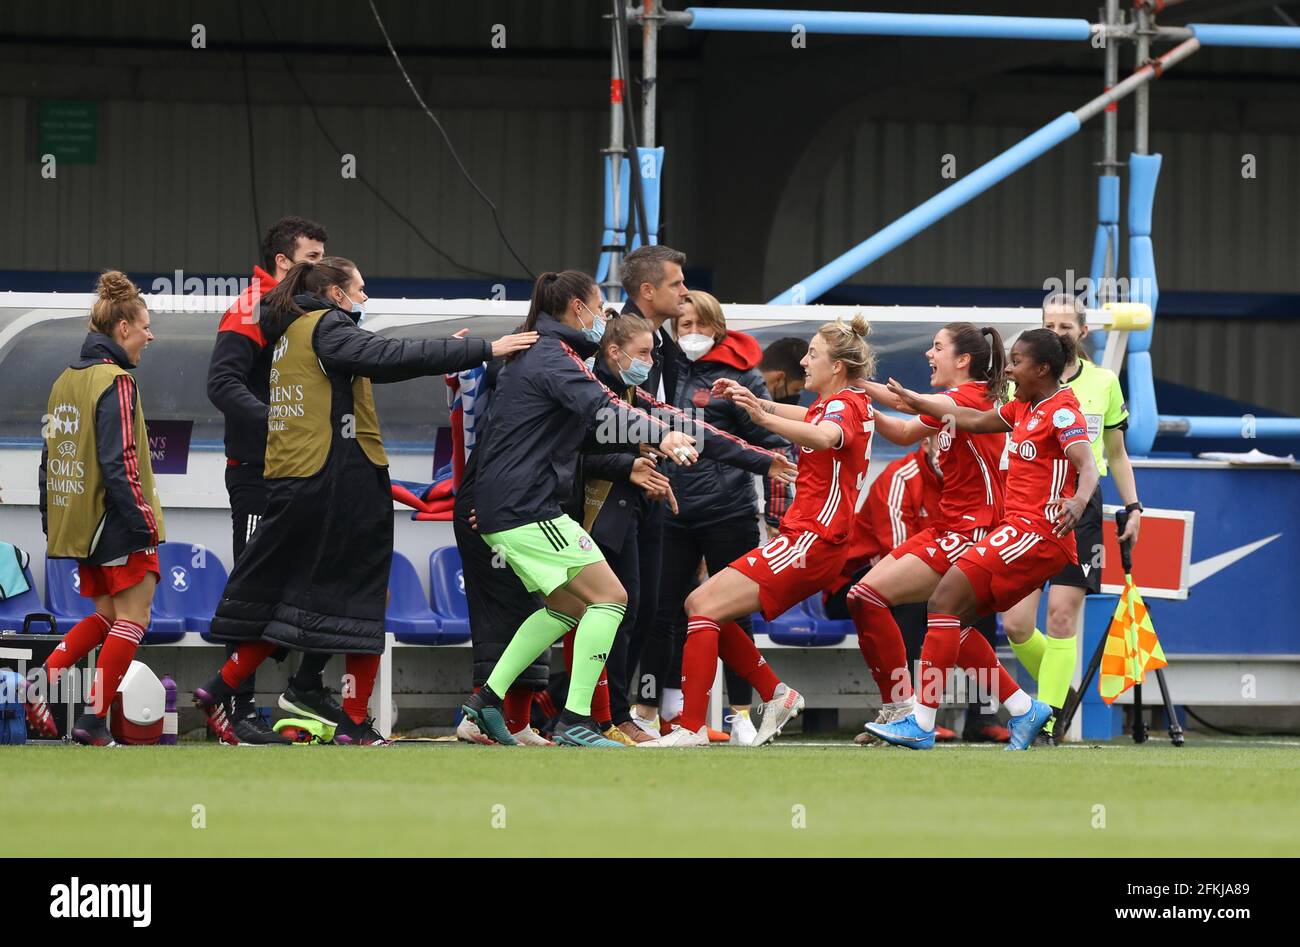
[44,558,94,632]
[154,542,228,643]
[0,565,55,634]
[387,551,443,643]
[802,595,852,646]
[45,553,185,644]
[763,597,822,645]
[427,547,472,644]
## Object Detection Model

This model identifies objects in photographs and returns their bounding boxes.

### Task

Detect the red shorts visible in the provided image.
[890,525,991,576]
[78,549,160,599]
[953,519,1073,614]
[730,528,848,620]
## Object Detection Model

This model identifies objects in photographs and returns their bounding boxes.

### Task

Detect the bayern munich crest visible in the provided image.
[578,536,592,551]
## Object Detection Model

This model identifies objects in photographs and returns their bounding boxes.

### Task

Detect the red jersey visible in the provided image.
[996,387,1091,548]
[781,387,874,544]
[917,380,1005,531]
[842,446,941,577]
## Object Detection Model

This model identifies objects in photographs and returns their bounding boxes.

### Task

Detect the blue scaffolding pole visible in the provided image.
[768,39,1201,306]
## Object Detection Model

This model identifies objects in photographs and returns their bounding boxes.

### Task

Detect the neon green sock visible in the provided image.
[563,602,626,716]
[1038,634,1078,729]
[1009,628,1048,680]
[486,608,576,697]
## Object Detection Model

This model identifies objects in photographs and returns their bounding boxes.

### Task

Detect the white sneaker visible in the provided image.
[727,711,758,747]
[456,715,494,745]
[855,701,914,746]
[638,724,708,748]
[630,710,660,738]
[511,726,556,747]
[752,683,804,746]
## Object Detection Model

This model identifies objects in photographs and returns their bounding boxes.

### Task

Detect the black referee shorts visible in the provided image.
[1049,488,1104,594]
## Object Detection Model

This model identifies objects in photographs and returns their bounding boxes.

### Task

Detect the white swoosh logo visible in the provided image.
[1188,534,1282,588]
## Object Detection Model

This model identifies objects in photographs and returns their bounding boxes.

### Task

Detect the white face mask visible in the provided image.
[678,333,715,361]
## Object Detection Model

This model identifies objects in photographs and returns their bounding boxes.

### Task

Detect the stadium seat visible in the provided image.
[387,551,444,643]
[763,597,821,646]
[427,546,472,644]
[45,554,186,644]
[802,595,851,646]
[154,542,228,641]
[44,557,94,632]
[0,565,56,633]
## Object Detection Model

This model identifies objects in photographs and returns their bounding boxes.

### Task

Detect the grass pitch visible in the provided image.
[4,739,1298,857]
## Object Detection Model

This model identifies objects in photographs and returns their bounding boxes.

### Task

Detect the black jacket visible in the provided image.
[667,344,793,530]
[565,353,785,551]
[621,298,683,403]
[472,312,671,535]
[206,266,275,467]
[39,333,162,564]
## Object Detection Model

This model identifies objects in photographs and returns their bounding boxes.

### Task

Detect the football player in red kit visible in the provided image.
[845,324,1009,739]
[865,328,1100,750]
[642,314,910,748]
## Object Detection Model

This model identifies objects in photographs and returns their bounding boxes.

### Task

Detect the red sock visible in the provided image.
[591,669,611,727]
[957,626,1019,702]
[344,653,380,724]
[917,613,961,709]
[45,613,111,688]
[848,583,913,703]
[562,628,575,673]
[89,620,144,716]
[219,641,278,690]
[503,685,533,733]
[679,616,720,732]
[718,621,779,702]
[536,689,558,720]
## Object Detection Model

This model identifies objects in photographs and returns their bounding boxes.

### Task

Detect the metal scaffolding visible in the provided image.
[604,3,1300,446]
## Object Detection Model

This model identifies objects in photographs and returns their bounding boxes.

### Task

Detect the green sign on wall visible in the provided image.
[39,100,98,164]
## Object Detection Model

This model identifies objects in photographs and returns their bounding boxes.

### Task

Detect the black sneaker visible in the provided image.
[278,682,346,726]
[70,712,117,747]
[460,690,516,746]
[552,713,623,748]
[1034,717,1059,747]
[334,715,390,746]
[230,695,291,745]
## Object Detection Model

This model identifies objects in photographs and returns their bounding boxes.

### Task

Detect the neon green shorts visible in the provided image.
[481,517,606,595]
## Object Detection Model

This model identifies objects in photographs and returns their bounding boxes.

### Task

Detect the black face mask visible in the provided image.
[774,380,802,405]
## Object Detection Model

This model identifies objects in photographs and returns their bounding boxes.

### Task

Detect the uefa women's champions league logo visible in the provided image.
[272,335,289,363]
[43,403,81,440]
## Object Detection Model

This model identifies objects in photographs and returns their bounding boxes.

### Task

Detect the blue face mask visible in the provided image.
[578,301,606,344]
[343,291,365,325]
[617,349,652,386]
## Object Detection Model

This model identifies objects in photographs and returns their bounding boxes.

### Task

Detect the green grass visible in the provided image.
[4,739,1298,857]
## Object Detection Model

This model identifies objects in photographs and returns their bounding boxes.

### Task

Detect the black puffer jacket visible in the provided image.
[667,331,792,530]
[472,312,671,535]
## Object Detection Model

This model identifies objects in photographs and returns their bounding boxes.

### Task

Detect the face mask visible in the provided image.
[341,291,365,324]
[678,333,715,361]
[578,302,606,344]
[617,349,652,386]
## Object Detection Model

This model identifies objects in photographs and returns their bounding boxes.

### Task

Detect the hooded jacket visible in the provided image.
[666,329,793,530]
[40,332,165,565]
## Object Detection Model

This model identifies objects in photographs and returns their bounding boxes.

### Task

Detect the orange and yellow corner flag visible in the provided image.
[1099,573,1168,704]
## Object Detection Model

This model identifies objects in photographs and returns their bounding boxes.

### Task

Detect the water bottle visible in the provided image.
[160,674,178,745]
